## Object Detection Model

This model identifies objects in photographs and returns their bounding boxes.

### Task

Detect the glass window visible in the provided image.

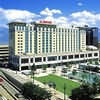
[80,54,84,58]
[62,56,67,60]
[94,53,98,56]
[30,27,32,31]
[68,55,73,59]
[48,56,57,61]
[43,57,46,61]
[75,55,79,58]
[88,53,92,57]
[35,57,42,62]
[21,58,29,63]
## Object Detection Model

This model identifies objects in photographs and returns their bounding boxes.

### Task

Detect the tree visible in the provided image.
[71,84,95,100]
[72,70,77,76]
[42,64,48,73]
[30,64,36,83]
[95,61,99,65]
[65,63,69,68]
[93,66,100,73]
[52,65,56,73]
[71,81,100,100]
[64,83,66,100]
[61,68,67,76]
[93,77,100,93]
[48,82,56,89]
[22,82,52,100]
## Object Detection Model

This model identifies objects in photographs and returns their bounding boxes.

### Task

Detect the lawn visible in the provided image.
[35,74,80,96]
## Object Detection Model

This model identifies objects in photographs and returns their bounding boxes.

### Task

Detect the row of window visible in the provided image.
[16,26,34,31]
[37,27,80,33]
[21,53,98,63]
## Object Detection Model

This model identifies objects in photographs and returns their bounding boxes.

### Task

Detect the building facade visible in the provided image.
[9,22,86,55]
[9,22,99,70]
[0,45,8,65]
[78,26,98,47]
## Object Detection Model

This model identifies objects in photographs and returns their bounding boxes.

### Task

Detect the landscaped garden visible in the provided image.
[35,74,80,96]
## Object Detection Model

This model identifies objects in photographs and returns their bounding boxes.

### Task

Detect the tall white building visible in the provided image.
[9,21,99,70]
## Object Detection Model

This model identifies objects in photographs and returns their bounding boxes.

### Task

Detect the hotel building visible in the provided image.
[9,21,99,71]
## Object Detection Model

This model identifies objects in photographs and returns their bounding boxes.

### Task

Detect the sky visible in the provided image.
[0,0,100,44]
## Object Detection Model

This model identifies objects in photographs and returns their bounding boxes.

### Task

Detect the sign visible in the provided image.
[40,20,52,24]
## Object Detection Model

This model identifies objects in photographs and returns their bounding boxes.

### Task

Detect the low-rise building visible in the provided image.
[0,44,8,65]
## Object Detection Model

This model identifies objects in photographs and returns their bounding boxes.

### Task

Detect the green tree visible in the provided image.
[72,70,77,76]
[93,66,100,73]
[61,68,67,76]
[42,64,48,73]
[30,64,36,83]
[70,81,100,100]
[71,84,95,100]
[52,65,56,73]
[93,77,100,93]
[65,63,69,68]
[22,82,52,100]
[95,61,99,65]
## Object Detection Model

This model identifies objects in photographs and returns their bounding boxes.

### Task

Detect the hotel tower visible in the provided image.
[9,21,99,70]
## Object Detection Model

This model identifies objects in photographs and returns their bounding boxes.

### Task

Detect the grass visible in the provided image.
[35,74,80,96]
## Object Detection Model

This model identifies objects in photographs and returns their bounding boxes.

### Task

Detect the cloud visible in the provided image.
[40,8,68,26]
[1,8,100,29]
[0,8,40,26]
[0,8,40,43]
[77,2,83,6]
[1,7,100,43]
[70,10,100,26]
[40,8,62,16]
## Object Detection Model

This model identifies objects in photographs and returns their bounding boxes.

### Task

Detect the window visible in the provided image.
[68,55,73,59]
[94,53,98,56]
[80,54,84,58]
[43,57,46,61]
[22,26,24,30]
[21,58,29,63]
[48,56,57,61]
[75,55,79,58]
[88,53,92,57]
[30,27,32,31]
[62,56,67,60]
[35,57,42,62]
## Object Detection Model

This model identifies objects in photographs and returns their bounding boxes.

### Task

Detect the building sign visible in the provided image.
[40,20,52,24]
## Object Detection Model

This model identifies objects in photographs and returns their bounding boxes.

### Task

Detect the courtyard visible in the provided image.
[35,74,80,96]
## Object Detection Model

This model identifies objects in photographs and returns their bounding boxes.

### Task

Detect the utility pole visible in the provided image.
[64,83,66,100]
